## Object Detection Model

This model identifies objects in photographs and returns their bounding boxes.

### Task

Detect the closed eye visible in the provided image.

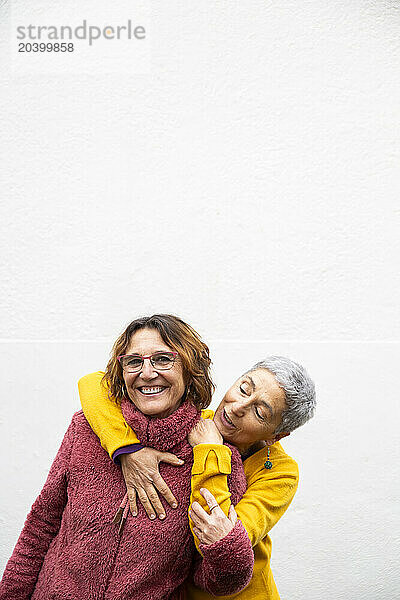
[240,384,250,396]
[255,406,265,421]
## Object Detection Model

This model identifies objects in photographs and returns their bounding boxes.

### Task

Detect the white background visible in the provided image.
[0,1,399,598]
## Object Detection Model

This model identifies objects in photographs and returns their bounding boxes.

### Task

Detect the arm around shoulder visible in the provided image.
[190,443,234,551]
[78,371,140,458]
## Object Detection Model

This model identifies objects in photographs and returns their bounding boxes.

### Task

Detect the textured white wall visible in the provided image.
[0,0,399,597]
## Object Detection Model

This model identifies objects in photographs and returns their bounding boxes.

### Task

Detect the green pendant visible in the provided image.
[264,460,272,469]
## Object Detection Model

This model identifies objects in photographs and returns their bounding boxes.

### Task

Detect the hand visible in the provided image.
[189,488,237,546]
[119,448,184,520]
[188,418,223,447]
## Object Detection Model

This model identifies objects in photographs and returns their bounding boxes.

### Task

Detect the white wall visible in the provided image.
[1,1,399,598]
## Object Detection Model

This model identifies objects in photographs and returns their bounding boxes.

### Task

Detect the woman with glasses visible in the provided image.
[77,351,316,600]
[0,315,254,600]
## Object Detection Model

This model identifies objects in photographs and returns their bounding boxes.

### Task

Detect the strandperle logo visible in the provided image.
[16,20,146,46]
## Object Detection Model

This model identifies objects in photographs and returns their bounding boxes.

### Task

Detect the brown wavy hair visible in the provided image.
[103,314,215,409]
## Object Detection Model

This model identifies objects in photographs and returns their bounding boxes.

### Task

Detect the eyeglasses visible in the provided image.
[117,352,178,373]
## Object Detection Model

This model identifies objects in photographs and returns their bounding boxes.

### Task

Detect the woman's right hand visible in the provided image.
[119,448,184,520]
[188,418,223,447]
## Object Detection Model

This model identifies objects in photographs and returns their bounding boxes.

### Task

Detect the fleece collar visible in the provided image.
[121,396,201,451]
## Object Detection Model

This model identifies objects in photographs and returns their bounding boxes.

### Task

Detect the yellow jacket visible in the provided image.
[78,373,299,600]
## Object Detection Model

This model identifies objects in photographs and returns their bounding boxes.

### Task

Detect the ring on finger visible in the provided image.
[209,504,219,511]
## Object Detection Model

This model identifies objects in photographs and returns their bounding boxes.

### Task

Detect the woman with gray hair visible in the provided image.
[79,354,316,600]
[186,355,316,600]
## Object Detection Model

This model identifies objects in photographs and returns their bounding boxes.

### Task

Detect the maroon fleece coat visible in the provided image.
[0,399,253,600]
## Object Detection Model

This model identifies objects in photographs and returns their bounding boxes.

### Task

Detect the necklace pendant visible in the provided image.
[264,460,272,469]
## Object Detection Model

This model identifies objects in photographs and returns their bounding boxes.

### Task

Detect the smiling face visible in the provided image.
[213,368,288,453]
[122,328,186,419]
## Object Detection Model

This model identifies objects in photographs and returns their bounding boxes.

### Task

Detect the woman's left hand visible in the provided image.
[189,488,237,546]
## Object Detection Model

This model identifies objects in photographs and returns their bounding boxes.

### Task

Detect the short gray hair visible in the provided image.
[249,356,316,434]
